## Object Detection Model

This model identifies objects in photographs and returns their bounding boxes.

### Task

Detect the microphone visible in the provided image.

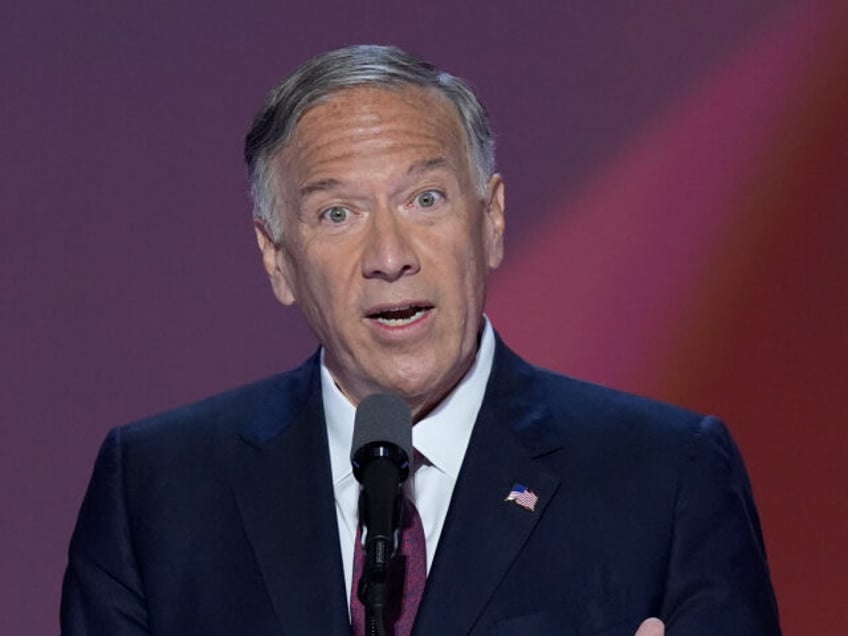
[350,392,413,632]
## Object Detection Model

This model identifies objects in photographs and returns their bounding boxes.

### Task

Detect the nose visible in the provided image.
[361,205,420,282]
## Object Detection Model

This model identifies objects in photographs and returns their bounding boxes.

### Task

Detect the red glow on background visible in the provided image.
[488,3,848,632]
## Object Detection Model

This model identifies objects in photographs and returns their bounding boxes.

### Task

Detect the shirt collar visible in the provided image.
[322,318,496,485]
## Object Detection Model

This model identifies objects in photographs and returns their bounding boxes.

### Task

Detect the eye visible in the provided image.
[414,190,443,208]
[321,206,350,224]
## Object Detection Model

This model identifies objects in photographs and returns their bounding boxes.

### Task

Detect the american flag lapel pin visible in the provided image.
[505,483,539,512]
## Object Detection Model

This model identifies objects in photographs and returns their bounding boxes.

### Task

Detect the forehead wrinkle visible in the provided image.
[280,87,474,202]
[297,87,463,152]
[294,137,456,197]
[292,124,436,178]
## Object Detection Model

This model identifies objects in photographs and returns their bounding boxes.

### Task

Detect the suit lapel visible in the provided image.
[226,355,351,636]
[414,339,563,635]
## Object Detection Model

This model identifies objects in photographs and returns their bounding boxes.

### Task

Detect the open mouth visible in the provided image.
[367,304,433,327]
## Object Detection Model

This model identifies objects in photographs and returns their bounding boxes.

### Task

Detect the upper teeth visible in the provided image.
[375,306,427,325]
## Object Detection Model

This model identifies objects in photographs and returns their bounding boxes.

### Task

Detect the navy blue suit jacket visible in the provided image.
[61,337,781,634]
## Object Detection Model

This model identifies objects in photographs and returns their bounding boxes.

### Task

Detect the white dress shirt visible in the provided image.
[322,318,496,604]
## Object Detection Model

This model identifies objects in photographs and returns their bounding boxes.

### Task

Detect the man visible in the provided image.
[62,45,780,635]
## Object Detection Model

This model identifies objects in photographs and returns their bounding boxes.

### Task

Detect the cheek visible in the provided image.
[461,232,491,284]
[296,261,355,322]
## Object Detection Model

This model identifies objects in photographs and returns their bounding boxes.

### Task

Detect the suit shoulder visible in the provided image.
[540,365,702,426]
[118,354,319,450]
[489,343,746,505]
[493,341,710,447]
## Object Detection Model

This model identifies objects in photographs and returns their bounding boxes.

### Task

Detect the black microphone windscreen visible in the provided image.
[351,393,413,463]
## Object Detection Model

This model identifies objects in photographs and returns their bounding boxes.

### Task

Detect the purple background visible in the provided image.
[4,2,845,633]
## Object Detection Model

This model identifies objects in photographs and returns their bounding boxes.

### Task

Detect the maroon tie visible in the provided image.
[351,498,427,636]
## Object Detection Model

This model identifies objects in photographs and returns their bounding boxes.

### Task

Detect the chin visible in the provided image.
[385,368,457,409]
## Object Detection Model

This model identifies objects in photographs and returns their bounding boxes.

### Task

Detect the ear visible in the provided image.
[482,174,506,270]
[254,222,297,306]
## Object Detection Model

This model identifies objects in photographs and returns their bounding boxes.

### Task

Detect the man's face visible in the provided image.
[256,86,505,418]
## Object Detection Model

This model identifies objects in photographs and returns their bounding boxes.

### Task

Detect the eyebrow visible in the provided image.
[299,178,343,198]
[407,157,450,176]
[298,157,452,198]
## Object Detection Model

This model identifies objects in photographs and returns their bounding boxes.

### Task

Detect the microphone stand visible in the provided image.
[355,457,405,636]
[358,526,392,636]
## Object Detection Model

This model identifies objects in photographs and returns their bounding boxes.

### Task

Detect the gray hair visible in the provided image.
[244,44,496,243]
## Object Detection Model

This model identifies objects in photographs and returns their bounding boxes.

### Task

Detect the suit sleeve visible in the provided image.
[61,427,150,635]
[660,416,781,635]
